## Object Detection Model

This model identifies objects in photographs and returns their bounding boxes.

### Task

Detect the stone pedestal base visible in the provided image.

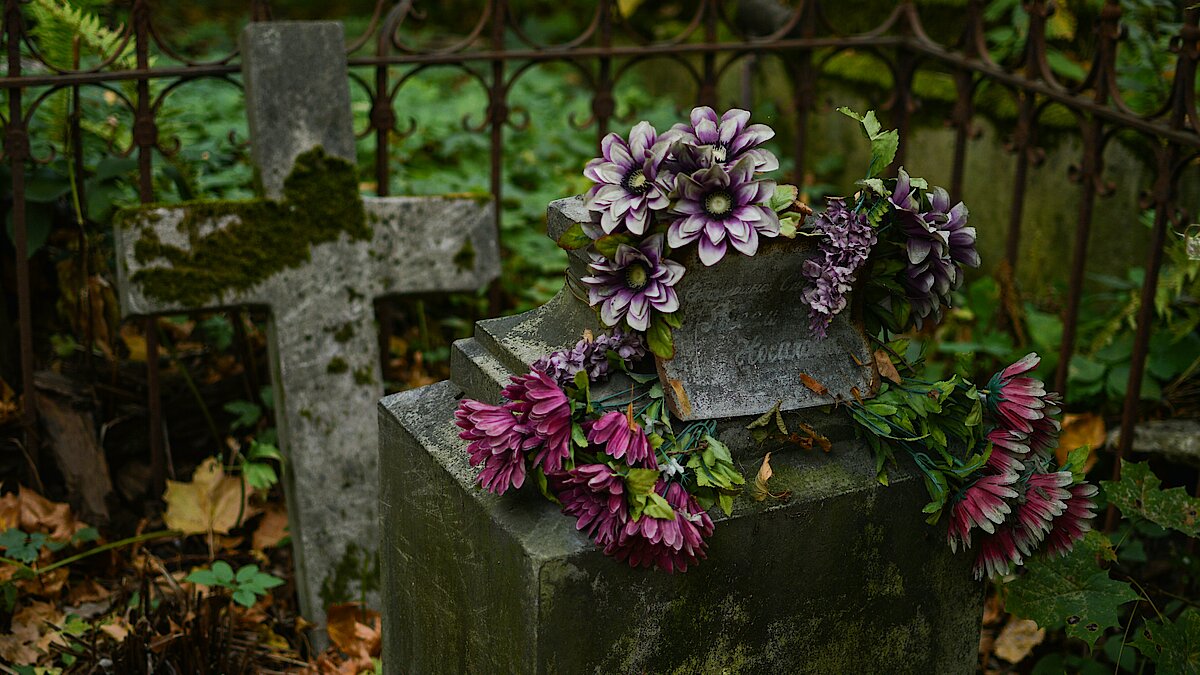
[378,380,983,674]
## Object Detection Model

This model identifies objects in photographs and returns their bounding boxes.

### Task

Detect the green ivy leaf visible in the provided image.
[1004,531,1137,647]
[1102,461,1200,536]
[556,223,591,251]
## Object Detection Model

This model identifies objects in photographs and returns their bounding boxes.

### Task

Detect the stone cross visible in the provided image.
[112,22,499,632]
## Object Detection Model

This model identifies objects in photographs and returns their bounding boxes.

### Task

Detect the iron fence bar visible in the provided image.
[5,0,37,469]
[1055,1,1122,397]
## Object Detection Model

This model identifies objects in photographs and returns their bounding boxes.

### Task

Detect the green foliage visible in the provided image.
[836,107,898,178]
[685,435,744,516]
[1133,609,1200,673]
[847,375,986,522]
[1005,531,1138,648]
[241,440,284,490]
[0,526,99,564]
[645,313,675,360]
[1102,461,1200,537]
[224,399,262,431]
[185,561,284,608]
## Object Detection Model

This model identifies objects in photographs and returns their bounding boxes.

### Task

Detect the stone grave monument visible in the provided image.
[377,196,983,673]
[112,22,499,633]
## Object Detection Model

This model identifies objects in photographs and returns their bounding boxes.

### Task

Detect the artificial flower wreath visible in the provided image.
[455,107,1097,579]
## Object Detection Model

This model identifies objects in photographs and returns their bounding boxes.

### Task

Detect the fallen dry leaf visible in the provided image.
[18,487,87,541]
[0,600,66,665]
[16,566,69,598]
[163,457,257,536]
[322,603,382,675]
[66,578,110,605]
[750,453,792,502]
[252,503,289,550]
[100,616,131,643]
[120,323,147,362]
[873,349,903,385]
[1056,413,1104,471]
[799,373,828,396]
[993,617,1045,663]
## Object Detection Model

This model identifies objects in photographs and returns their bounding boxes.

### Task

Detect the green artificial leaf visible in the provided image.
[625,467,663,521]
[571,422,588,449]
[593,233,637,259]
[778,213,800,239]
[1004,531,1138,647]
[1101,461,1200,536]
[768,184,799,212]
[556,222,591,251]
[646,314,675,359]
[856,178,887,196]
[1063,445,1091,484]
[1133,608,1200,673]
[224,400,262,431]
[642,492,676,520]
[534,467,560,504]
[836,107,898,177]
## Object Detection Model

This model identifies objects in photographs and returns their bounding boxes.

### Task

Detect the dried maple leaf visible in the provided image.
[252,503,289,551]
[799,373,828,396]
[163,457,257,537]
[873,348,902,385]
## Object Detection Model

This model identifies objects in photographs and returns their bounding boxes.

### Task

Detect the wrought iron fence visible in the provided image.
[1,0,1198,502]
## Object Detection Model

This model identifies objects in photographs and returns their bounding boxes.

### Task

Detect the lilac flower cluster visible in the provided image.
[455,332,718,573]
[531,329,647,388]
[801,197,877,338]
[945,354,1098,579]
[580,107,782,333]
[890,169,981,325]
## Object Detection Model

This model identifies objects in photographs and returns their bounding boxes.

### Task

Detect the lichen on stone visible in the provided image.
[119,147,369,308]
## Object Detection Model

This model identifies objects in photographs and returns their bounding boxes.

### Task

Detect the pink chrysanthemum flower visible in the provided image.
[506,370,573,474]
[946,472,1019,552]
[986,428,1030,475]
[454,399,536,494]
[973,526,1024,580]
[1011,470,1072,555]
[1044,482,1100,557]
[984,353,1050,434]
[1027,393,1063,456]
[556,464,629,548]
[607,481,714,573]
[587,410,657,468]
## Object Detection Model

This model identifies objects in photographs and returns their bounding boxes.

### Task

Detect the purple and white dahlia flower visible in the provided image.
[582,234,684,331]
[668,106,778,173]
[584,121,671,236]
[668,158,779,266]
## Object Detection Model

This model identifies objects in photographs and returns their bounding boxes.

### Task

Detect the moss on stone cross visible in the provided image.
[115,147,369,308]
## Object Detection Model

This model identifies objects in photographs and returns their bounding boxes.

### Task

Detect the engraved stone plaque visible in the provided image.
[656,236,876,420]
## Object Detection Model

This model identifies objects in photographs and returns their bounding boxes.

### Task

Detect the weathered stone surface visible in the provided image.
[111,21,500,635]
[1110,419,1200,468]
[658,237,875,420]
[546,196,876,421]
[378,384,983,674]
[240,22,355,199]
